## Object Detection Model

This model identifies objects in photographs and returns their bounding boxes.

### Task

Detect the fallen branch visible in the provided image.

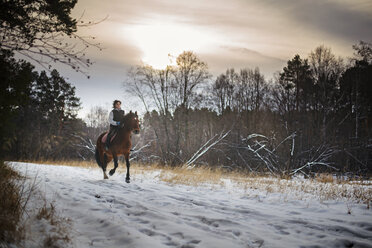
[186,130,231,168]
[290,145,338,175]
[72,134,95,154]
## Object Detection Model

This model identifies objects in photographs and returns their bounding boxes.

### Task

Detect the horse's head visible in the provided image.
[125,110,140,134]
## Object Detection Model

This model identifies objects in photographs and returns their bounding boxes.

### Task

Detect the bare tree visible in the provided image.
[127,65,177,163]
[352,41,372,64]
[127,52,211,165]
[172,51,211,108]
[212,69,236,114]
[235,68,267,113]
[86,106,108,131]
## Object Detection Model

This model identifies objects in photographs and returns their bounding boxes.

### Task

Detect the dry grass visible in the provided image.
[37,202,57,223]
[132,164,371,206]
[158,166,225,186]
[154,165,371,206]
[315,173,335,183]
[36,201,71,247]
[15,160,372,207]
[0,161,25,245]
[1,161,71,247]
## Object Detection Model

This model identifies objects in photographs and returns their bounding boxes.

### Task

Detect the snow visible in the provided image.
[8,162,372,248]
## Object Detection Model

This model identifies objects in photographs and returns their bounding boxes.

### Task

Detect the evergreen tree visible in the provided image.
[33,69,81,158]
[0,50,36,158]
[280,55,312,112]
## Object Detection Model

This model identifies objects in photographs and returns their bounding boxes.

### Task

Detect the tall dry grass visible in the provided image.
[0,160,25,245]
[1,161,71,247]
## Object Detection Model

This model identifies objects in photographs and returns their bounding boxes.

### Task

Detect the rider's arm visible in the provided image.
[108,111,119,126]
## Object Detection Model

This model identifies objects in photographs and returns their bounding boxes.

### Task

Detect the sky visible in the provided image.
[53,0,372,118]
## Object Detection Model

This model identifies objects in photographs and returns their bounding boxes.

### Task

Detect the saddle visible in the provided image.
[101,131,117,144]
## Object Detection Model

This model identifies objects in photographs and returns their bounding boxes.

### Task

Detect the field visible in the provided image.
[5,161,372,248]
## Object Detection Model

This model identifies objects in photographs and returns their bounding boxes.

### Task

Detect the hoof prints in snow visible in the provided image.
[9,162,372,248]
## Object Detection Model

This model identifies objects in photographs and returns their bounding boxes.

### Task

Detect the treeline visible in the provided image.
[127,43,371,176]
[1,41,371,176]
[0,50,84,160]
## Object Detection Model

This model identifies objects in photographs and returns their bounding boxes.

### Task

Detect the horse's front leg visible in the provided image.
[103,153,109,179]
[125,153,130,183]
[109,153,119,176]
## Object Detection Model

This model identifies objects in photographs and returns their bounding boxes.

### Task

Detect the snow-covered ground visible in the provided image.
[9,162,372,248]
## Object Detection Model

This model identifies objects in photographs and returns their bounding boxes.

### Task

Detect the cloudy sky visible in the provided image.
[57,0,372,117]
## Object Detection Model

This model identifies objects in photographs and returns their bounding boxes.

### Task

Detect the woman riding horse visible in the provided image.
[95,102,140,183]
[105,100,125,150]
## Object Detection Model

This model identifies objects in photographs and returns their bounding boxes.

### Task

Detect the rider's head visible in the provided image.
[113,100,122,109]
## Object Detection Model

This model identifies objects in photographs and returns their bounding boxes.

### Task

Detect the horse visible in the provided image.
[95,111,140,183]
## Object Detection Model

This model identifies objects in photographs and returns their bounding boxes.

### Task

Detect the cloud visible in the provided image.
[200,46,286,78]
[256,0,372,43]
[74,0,372,61]
[67,0,372,114]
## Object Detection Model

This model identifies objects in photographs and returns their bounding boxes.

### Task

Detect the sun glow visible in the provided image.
[123,18,223,69]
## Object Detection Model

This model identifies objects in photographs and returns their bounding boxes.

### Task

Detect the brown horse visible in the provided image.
[95,111,140,183]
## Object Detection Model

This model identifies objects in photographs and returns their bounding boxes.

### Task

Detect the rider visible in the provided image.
[105,100,125,150]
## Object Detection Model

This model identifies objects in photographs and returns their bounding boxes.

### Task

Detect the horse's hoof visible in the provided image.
[125,178,130,183]
[109,169,115,176]
[104,176,108,179]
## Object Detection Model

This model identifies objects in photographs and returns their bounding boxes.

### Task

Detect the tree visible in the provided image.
[86,106,108,131]
[212,69,236,114]
[0,0,102,76]
[249,67,267,114]
[234,67,268,131]
[172,51,211,159]
[280,55,312,112]
[128,65,177,164]
[0,49,82,159]
[32,69,81,158]
[352,41,372,64]
[172,51,210,108]
[309,45,344,141]
[0,49,37,158]
[35,70,80,121]
[127,51,211,164]
[340,42,372,138]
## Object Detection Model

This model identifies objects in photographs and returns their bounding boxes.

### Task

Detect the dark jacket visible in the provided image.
[109,108,125,126]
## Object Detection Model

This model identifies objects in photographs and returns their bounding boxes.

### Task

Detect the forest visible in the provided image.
[124,45,372,176]
[0,0,371,177]
[1,42,371,177]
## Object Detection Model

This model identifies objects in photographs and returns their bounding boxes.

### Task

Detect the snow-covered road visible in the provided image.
[10,162,372,248]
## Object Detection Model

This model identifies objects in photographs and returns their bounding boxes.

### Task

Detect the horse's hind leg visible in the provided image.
[125,154,130,183]
[109,153,118,176]
[102,153,109,179]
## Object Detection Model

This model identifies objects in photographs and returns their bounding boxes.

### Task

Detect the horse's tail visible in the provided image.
[95,147,102,169]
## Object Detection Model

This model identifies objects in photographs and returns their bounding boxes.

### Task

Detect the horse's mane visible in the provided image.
[123,111,135,119]
[121,111,137,128]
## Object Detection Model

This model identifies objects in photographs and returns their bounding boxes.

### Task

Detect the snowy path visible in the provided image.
[10,162,372,248]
